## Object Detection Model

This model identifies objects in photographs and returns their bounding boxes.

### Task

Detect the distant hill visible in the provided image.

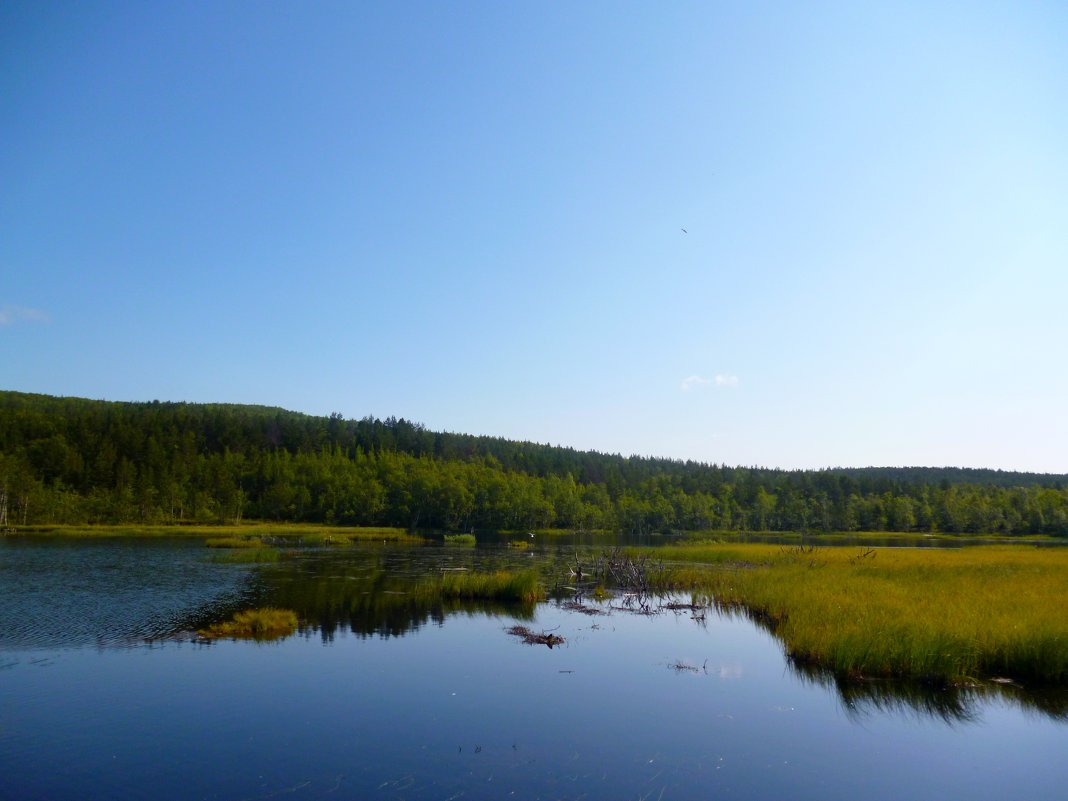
[1,390,1065,535]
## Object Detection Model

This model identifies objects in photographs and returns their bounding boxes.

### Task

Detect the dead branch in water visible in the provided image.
[507,625,565,649]
[571,548,665,595]
[560,600,606,616]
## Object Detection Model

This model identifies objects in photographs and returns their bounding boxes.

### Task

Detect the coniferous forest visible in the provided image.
[1,391,1065,535]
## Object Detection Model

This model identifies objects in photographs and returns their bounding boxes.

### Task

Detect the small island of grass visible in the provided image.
[198,608,299,641]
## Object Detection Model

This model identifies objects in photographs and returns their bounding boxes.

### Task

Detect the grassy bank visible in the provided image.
[677,529,1059,544]
[653,542,1068,684]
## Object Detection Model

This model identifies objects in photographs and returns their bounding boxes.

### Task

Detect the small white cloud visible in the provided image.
[680,375,712,392]
[0,305,49,326]
[714,374,739,387]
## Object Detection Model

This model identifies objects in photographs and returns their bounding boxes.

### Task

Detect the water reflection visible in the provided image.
[241,547,537,642]
[712,600,1068,723]
[792,664,1068,723]
[3,537,1067,725]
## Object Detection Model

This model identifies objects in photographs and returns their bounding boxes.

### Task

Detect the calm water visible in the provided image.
[2,537,1067,800]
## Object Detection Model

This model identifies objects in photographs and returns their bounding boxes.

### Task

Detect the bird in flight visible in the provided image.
[681,228,688,234]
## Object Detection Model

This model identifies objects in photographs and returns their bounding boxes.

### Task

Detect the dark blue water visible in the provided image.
[1,538,1066,800]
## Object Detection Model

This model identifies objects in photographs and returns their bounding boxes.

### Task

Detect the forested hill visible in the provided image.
[818,466,1066,490]
[1,391,1066,535]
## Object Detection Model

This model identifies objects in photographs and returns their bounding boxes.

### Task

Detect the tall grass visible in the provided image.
[436,570,542,603]
[443,533,477,546]
[656,543,1068,684]
[205,537,265,548]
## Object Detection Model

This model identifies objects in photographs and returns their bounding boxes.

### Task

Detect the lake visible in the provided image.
[2,536,1066,800]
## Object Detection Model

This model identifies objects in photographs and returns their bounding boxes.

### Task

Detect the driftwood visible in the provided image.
[507,625,565,649]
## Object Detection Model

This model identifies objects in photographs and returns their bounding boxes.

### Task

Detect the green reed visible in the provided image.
[654,543,1068,684]
[205,537,266,548]
[434,570,543,603]
[443,533,477,546]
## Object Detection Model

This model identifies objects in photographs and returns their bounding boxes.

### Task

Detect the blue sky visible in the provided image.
[3,1,1066,472]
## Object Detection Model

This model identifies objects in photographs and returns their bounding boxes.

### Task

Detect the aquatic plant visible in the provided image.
[438,570,542,602]
[198,608,298,641]
[300,527,418,546]
[508,539,530,549]
[444,533,477,546]
[655,543,1068,684]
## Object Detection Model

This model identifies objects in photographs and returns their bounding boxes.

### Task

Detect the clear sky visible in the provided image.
[3,1,1066,472]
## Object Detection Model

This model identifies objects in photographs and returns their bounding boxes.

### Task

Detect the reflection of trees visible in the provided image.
[717,603,1068,723]
[245,551,535,642]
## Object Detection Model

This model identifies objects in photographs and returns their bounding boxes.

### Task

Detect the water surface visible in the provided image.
[1,537,1066,800]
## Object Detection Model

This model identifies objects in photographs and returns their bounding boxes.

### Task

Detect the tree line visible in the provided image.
[1,391,1066,535]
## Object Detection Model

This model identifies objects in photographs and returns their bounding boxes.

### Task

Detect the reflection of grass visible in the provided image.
[205,537,265,548]
[211,547,280,563]
[653,543,1068,684]
[198,608,298,640]
[444,533,477,546]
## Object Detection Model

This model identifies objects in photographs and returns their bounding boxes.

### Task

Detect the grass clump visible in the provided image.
[656,542,1068,684]
[439,570,542,603]
[302,527,418,546]
[198,608,298,641]
[343,527,416,541]
[508,539,530,549]
[444,533,477,546]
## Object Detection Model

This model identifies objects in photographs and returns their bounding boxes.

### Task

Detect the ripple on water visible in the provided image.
[0,538,256,649]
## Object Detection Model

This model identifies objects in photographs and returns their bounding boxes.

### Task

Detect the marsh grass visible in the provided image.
[444,533,477,546]
[508,539,530,549]
[300,527,418,546]
[654,543,1068,684]
[679,529,1058,547]
[498,528,603,537]
[433,570,542,603]
[198,608,298,641]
